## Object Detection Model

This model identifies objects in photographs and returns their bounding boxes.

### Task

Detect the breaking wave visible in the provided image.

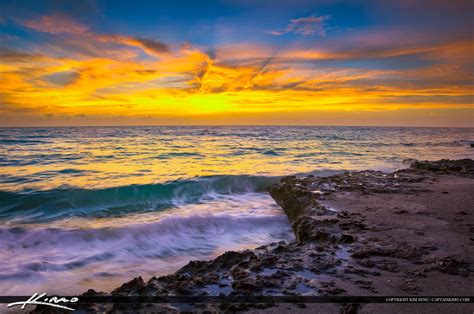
[0,175,280,222]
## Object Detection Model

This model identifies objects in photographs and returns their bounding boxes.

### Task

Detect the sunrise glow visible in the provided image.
[0,0,473,126]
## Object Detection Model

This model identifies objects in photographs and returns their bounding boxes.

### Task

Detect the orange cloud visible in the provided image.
[97,35,170,57]
[1,24,472,126]
[279,38,474,62]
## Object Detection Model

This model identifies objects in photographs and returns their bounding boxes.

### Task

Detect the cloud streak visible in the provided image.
[21,14,170,57]
[267,15,331,36]
[98,35,170,56]
[1,3,473,126]
[23,14,89,34]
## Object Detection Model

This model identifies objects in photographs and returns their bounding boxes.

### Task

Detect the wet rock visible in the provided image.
[393,209,409,214]
[356,258,400,272]
[343,267,381,277]
[402,278,421,293]
[341,303,361,314]
[408,159,474,174]
[318,280,346,295]
[405,267,429,278]
[210,251,257,271]
[112,276,146,295]
[82,288,106,296]
[337,211,352,219]
[75,158,473,312]
[339,234,355,244]
[351,243,435,264]
[178,259,208,275]
[434,256,471,276]
[232,279,261,292]
[292,217,342,243]
[354,279,377,293]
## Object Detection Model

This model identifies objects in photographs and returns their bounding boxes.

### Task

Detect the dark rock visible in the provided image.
[354,279,376,292]
[402,278,421,293]
[339,234,355,244]
[75,158,473,313]
[341,303,361,314]
[408,159,474,174]
[356,258,400,272]
[112,276,146,295]
[434,256,471,276]
[351,243,434,264]
[394,209,409,214]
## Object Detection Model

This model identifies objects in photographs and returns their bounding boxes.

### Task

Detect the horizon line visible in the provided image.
[0,124,472,129]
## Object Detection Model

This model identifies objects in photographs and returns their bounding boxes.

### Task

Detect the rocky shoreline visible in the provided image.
[37,159,474,313]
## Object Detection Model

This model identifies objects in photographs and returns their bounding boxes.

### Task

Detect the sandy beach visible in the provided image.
[60,159,473,313]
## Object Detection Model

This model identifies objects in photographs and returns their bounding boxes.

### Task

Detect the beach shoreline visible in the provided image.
[42,159,473,313]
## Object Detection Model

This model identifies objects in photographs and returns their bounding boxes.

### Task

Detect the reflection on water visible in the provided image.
[0,126,472,295]
[0,126,472,191]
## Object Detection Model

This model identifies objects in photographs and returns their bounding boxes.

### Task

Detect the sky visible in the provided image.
[0,0,473,127]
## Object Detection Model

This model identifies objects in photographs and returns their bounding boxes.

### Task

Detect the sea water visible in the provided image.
[0,126,472,294]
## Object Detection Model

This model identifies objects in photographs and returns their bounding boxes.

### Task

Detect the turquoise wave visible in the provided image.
[0,175,280,223]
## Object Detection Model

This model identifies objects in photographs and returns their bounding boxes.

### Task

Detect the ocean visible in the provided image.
[0,126,472,295]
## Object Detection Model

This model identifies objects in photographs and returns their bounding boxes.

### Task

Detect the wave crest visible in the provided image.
[0,175,279,222]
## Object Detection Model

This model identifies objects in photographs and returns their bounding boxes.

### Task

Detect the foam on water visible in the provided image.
[0,175,280,223]
[0,193,294,295]
[0,126,472,295]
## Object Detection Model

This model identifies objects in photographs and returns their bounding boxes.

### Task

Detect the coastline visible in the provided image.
[56,159,473,313]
